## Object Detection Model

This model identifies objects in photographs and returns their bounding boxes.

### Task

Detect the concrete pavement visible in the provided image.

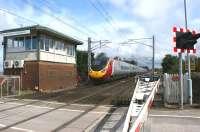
[143,108,200,132]
[0,98,127,132]
[0,98,200,132]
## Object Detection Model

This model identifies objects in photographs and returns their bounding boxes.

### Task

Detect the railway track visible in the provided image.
[0,77,134,131]
[52,78,132,132]
[90,81,132,131]
[0,77,134,114]
[9,77,135,105]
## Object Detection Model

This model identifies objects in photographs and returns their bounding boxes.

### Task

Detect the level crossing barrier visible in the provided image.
[123,76,160,132]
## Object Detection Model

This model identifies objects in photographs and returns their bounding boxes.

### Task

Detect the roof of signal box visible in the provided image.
[0,25,83,45]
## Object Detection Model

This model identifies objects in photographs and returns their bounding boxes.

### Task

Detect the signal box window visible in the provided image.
[25,36,31,50]
[40,39,45,50]
[67,45,75,56]
[45,38,49,51]
[49,39,54,49]
[55,41,59,50]
[32,36,38,49]
[18,37,24,47]
[13,38,19,48]
[61,43,64,51]
[7,37,13,48]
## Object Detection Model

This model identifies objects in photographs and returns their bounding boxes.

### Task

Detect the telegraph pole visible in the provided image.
[88,37,92,81]
[152,35,155,79]
[184,0,192,105]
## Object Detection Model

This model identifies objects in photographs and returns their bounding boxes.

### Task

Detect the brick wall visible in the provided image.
[4,61,77,92]
[38,61,77,91]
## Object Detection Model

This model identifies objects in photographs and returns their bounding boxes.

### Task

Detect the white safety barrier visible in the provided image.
[123,77,160,132]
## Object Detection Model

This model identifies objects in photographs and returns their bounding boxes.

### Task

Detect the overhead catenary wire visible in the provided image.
[0,8,37,25]
[0,7,85,42]
[40,0,103,39]
[87,0,132,43]
[95,0,120,31]
[86,0,119,32]
[24,0,90,38]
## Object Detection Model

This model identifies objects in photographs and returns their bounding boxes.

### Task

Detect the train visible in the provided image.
[89,53,146,81]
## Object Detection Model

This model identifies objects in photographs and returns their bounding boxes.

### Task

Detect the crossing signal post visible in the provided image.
[173,27,200,108]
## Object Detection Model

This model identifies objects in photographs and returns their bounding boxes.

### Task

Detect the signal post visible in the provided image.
[172,27,200,108]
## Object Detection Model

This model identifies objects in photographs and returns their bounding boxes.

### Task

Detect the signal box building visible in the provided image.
[1,25,83,92]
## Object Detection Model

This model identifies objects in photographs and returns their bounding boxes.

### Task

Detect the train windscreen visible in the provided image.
[91,53,109,71]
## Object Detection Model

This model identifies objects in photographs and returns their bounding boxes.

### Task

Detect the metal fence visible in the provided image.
[0,75,21,98]
[163,73,189,104]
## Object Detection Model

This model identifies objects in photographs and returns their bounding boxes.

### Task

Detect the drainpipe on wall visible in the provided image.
[37,31,40,91]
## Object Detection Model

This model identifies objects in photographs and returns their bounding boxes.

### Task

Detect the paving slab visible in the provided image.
[143,108,200,132]
[0,99,128,132]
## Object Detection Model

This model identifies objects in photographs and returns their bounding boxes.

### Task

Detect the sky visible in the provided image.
[0,0,200,69]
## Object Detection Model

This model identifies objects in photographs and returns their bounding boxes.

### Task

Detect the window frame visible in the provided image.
[67,45,75,57]
[7,37,13,48]
[45,38,50,51]
[25,36,32,51]
[39,36,45,51]
[31,36,38,50]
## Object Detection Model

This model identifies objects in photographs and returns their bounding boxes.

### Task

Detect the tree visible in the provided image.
[76,50,94,77]
[161,54,179,73]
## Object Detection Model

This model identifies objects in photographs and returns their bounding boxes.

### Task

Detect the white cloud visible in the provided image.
[132,0,179,19]
[0,5,90,71]
[104,0,199,67]
[1,0,200,69]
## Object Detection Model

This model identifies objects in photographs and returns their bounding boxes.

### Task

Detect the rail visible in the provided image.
[123,76,160,132]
